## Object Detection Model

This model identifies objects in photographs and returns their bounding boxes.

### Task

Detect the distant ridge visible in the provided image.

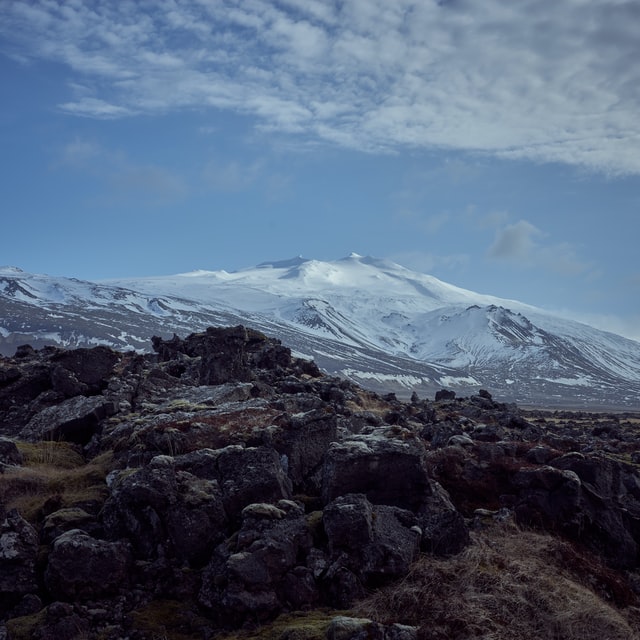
[1,255,639,408]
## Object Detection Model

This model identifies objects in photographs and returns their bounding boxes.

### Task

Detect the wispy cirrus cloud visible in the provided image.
[2,0,640,174]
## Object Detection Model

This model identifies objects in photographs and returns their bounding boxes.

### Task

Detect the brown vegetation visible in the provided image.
[0,442,112,524]
[354,523,640,640]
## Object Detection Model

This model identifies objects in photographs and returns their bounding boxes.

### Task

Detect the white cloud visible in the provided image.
[59,97,135,119]
[488,219,592,276]
[489,220,542,261]
[2,0,640,173]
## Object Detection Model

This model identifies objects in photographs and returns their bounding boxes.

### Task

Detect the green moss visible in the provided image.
[130,599,209,640]
[166,400,210,413]
[305,510,325,545]
[218,610,346,640]
[5,609,47,640]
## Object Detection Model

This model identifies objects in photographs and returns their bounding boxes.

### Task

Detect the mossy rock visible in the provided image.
[219,610,345,639]
[5,609,47,640]
[130,599,210,640]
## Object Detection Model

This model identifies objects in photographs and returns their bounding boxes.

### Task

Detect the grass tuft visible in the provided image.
[354,525,640,640]
[0,444,113,524]
[215,610,343,640]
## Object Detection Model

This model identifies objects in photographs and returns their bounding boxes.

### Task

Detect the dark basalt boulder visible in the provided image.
[199,500,315,624]
[321,430,432,511]
[0,509,39,616]
[549,453,640,568]
[28,601,90,640]
[152,326,319,386]
[19,395,118,444]
[1,331,639,637]
[0,362,52,432]
[429,439,640,570]
[214,445,293,522]
[322,493,421,597]
[0,437,23,466]
[102,455,227,564]
[264,408,339,493]
[45,529,132,601]
[0,345,124,436]
[50,347,120,391]
[41,508,102,545]
[103,445,292,565]
[418,481,470,555]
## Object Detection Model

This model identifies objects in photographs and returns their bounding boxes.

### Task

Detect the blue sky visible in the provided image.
[1,0,639,341]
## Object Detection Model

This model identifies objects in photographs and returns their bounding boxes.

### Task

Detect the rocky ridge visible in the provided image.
[0,326,639,639]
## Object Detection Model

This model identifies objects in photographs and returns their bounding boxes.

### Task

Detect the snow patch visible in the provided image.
[439,375,481,386]
[537,376,593,387]
[341,368,429,387]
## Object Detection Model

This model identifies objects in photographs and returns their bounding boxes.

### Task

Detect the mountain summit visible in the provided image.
[1,255,639,408]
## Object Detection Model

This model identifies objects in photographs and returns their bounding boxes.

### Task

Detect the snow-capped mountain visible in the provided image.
[1,255,639,408]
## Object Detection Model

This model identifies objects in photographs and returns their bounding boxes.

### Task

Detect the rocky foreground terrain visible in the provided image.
[1,326,640,639]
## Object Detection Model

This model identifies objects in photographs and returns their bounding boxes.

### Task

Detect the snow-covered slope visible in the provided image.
[1,256,639,408]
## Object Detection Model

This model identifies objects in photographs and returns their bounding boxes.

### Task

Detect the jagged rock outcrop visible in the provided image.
[0,508,39,617]
[199,499,315,624]
[428,438,640,569]
[151,325,321,386]
[322,494,421,605]
[45,530,132,600]
[321,430,431,511]
[0,437,22,467]
[0,326,639,638]
[19,395,118,444]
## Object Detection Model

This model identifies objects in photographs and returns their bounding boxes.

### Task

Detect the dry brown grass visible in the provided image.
[0,443,113,524]
[116,407,284,458]
[345,389,392,417]
[354,524,640,640]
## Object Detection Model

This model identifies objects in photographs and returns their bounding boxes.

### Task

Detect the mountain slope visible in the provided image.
[1,257,639,408]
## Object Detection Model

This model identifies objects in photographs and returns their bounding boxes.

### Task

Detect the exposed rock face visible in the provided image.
[0,345,120,436]
[266,408,338,494]
[45,530,132,600]
[0,326,639,638]
[102,455,228,564]
[151,325,320,386]
[321,430,431,511]
[427,438,640,569]
[0,509,38,616]
[19,395,118,443]
[0,437,22,467]
[199,499,315,624]
[322,494,421,604]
